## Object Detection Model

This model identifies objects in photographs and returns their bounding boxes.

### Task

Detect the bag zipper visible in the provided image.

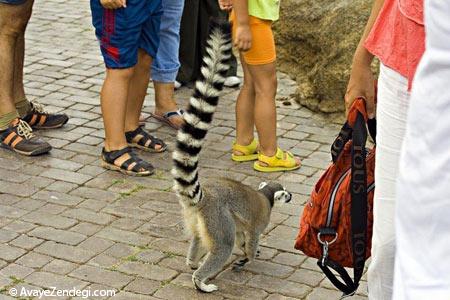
[325,170,376,228]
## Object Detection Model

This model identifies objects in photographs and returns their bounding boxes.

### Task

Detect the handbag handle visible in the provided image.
[321,99,370,297]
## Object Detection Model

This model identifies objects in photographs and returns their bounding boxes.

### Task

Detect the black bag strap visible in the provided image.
[320,105,369,297]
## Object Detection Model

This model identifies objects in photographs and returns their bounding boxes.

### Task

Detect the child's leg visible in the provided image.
[246,62,277,157]
[124,49,152,132]
[101,67,134,151]
[235,55,256,149]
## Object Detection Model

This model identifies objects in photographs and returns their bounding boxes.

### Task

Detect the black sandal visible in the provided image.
[125,126,167,153]
[101,146,154,176]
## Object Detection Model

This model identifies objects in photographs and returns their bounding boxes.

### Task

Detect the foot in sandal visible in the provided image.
[231,139,259,162]
[125,126,167,153]
[253,147,301,172]
[150,109,184,130]
[101,146,154,176]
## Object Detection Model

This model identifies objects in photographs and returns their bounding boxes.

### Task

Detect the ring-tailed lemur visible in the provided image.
[171,18,292,293]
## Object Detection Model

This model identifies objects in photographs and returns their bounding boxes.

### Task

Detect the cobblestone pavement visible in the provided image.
[0,1,369,299]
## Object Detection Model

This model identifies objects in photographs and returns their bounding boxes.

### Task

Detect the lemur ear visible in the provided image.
[258,182,268,190]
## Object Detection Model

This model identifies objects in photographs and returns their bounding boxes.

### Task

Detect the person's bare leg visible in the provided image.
[13,33,27,104]
[153,81,184,128]
[125,49,152,132]
[247,62,278,156]
[234,54,256,151]
[101,67,134,151]
[0,1,33,120]
[248,61,300,167]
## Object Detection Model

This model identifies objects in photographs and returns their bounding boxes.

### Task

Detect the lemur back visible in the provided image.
[171,19,292,293]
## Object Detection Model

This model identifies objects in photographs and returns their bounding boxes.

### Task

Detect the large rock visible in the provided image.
[274,0,372,113]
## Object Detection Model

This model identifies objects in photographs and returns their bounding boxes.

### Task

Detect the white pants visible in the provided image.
[368,64,410,300]
[393,1,450,299]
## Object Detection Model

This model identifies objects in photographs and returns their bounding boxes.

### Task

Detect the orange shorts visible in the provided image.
[230,13,276,65]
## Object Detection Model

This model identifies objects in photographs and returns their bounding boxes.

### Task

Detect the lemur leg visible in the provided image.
[233,233,260,270]
[187,235,207,270]
[192,215,235,293]
[235,231,245,253]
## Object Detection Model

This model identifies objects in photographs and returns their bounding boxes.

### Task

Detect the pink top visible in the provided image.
[364,0,425,89]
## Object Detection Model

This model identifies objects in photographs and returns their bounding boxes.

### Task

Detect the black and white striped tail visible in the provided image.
[172,19,232,206]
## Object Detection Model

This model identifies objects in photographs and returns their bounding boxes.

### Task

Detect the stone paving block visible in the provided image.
[102,243,136,259]
[42,181,77,195]
[16,252,52,269]
[36,203,68,215]
[3,221,36,235]
[34,157,83,171]
[158,256,194,274]
[149,238,189,256]
[305,287,343,300]
[95,228,151,247]
[87,254,120,269]
[25,271,88,291]
[62,208,115,225]
[288,269,325,287]
[41,168,92,185]
[272,252,306,267]
[35,241,96,264]
[123,277,160,295]
[70,265,133,289]
[111,291,159,300]
[29,226,86,245]
[243,260,294,278]
[0,244,26,262]
[42,259,78,275]
[0,263,34,279]
[69,222,102,236]
[135,249,165,264]
[78,236,114,254]
[265,294,299,300]
[22,211,77,229]
[215,279,268,299]
[102,206,157,221]
[248,275,311,298]
[117,262,178,282]
[154,284,224,300]
[76,199,108,212]
[0,230,18,243]
[0,182,39,198]
[110,218,144,231]
[9,235,44,251]
[0,194,22,206]
[70,187,117,203]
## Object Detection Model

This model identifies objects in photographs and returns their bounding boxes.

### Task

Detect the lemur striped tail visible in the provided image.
[172,19,232,206]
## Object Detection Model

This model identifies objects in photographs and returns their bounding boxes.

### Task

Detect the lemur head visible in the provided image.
[258,182,292,207]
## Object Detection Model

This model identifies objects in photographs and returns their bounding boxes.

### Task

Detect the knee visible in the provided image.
[254,74,277,97]
[0,8,32,36]
[106,67,135,81]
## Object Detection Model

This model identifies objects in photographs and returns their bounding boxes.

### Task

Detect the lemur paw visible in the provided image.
[186,258,199,270]
[232,258,249,271]
[192,276,218,293]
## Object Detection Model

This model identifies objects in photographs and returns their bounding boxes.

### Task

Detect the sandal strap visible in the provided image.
[102,147,132,163]
[125,127,166,149]
[232,139,258,155]
[259,148,297,168]
[163,109,184,119]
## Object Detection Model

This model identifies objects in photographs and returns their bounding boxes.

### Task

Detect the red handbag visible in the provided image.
[295,98,376,296]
